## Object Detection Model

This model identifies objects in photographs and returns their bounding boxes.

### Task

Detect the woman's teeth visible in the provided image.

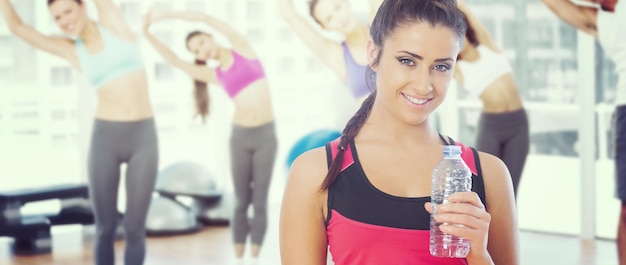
[403,93,429,104]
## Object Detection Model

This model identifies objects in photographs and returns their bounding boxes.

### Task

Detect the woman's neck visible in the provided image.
[215,46,232,61]
[78,20,99,42]
[359,103,441,147]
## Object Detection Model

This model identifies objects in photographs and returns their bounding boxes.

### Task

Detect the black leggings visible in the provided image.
[88,118,159,265]
[475,109,529,197]
[230,122,277,246]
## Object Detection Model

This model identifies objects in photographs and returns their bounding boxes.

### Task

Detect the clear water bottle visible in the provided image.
[429,145,472,258]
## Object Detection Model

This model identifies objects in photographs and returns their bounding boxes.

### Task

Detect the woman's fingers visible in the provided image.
[425,192,491,260]
[424,202,433,214]
[447,192,486,210]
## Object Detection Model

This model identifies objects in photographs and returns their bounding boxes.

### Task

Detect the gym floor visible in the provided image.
[0,203,619,265]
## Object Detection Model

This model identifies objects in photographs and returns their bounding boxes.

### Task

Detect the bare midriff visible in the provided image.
[479,73,524,113]
[94,70,153,121]
[229,78,275,127]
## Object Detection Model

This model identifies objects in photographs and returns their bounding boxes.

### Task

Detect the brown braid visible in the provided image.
[320,90,377,191]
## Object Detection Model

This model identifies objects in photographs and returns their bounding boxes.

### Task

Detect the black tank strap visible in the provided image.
[437,133,456,145]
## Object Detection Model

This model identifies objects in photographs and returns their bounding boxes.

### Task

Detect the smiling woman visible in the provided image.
[279,0,520,264]
[47,0,87,36]
[0,0,159,264]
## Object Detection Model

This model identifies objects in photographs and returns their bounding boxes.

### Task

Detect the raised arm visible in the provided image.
[479,152,520,265]
[142,17,215,84]
[90,0,135,41]
[541,0,598,38]
[456,1,500,52]
[368,0,384,21]
[280,148,329,265]
[149,10,252,52]
[279,0,342,70]
[0,0,77,67]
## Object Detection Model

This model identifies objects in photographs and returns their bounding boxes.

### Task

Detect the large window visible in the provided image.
[449,1,619,239]
[449,1,584,236]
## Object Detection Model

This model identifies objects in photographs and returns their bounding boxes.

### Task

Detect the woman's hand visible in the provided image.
[425,192,493,264]
[142,9,166,32]
[144,9,166,24]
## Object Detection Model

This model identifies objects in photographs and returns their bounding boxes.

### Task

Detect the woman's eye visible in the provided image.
[434,64,451,72]
[399,58,414,66]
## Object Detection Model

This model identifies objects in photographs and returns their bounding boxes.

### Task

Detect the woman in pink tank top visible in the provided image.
[143,9,277,264]
[280,0,519,264]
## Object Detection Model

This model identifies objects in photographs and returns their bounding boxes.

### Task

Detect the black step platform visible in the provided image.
[0,183,88,205]
[0,184,94,255]
[0,216,52,255]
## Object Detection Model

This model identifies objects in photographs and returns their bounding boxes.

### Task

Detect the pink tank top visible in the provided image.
[324,138,484,265]
[216,50,266,98]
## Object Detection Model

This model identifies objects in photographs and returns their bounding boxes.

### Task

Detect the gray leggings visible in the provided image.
[230,122,277,246]
[475,109,529,197]
[613,105,626,201]
[88,118,159,265]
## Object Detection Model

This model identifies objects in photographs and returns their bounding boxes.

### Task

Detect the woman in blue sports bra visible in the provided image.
[280,0,384,104]
[143,9,277,264]
[0,0,158,264]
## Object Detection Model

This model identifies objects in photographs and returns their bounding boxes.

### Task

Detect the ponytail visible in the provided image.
[193,59,210,123]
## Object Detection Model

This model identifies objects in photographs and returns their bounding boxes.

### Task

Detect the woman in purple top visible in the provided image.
[143,10,277,264]
[279,0,384,104]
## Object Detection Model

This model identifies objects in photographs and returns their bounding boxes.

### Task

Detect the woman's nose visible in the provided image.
[411,67,433,95]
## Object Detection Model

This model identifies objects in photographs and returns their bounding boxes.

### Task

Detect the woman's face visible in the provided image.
[312,0,356,33]
[48,0,87,37]
[187,34,218,61]
[368,22,462,125]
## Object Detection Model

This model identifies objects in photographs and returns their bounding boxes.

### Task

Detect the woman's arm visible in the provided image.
[457,1,500,52]
[142,17,215,84]
[541,0,599,38]
[149,10,252,53]
[280,148,329,265]
[368,0,384,21]
[90,0,136,41]
[478,152,520,265]
[278,0,342,71]
[0,0,76,66]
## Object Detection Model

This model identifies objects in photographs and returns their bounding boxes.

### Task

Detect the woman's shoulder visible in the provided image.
[474,149,507,174]
[475,150,513,193]
[287,146,329,191]
[231,43,259,59]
